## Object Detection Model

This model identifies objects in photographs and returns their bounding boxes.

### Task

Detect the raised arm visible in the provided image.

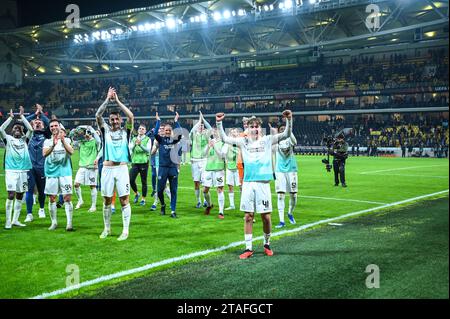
[271,110,293,145]
[190,114,201,139]
[113,92,134,129]
[0,110,13,140]
[215,113,244,147]
[20,106,33,139]
[200,111,212,130]
[96,87,115,128]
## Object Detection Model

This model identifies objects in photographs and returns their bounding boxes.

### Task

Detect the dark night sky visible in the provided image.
[16,0,166,27]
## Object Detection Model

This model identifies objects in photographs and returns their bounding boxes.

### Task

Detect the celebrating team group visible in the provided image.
[1,88,299,258]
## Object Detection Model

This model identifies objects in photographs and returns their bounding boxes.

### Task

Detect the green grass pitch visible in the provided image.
[0,149,448,299]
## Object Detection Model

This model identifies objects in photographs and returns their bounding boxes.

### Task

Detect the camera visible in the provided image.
[322,135,336,148]
[321,135,335,172]
[322,158,332,172]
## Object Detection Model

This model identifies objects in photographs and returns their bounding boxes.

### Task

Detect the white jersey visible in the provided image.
[217,119,292,182]
[0,116,32,171]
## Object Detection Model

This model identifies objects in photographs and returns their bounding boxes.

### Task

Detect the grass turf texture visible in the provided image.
[0,150,448,298]
[82,197,449,299]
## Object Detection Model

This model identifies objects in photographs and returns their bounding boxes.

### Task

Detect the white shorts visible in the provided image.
[75,167,98,186]
[275,172,298,193]
[5,170,28,193]
[226,169,241,186]
[240,181,273,214]
[203,170,225,188]
[101,165,130,198]
[45,176,73,196]
[191,160,206,182]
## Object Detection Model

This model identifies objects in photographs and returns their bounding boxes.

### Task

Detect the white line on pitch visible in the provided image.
[30,189,449,299]
[359,164,448,174]
[361,173,448,179]
[298,195,387,205]
[177,187,386,205]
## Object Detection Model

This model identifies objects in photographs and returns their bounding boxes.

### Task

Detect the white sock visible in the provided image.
[13,199,23,223]
[289,193,297,215]
[103,204,111,231]
[218,191,225,214]
[49,202,57,225]
[64,202,73,228]
[122,204,131,234]
[33,194,37,204]
[153,196,158,205]
[204,192,211,207]
[6,199,13,225]
[165,186,171,201]
[229,192,235,207]
[75,187,83,203]
[90,188,98,208]
[277,193,286,223]
[195,189,201,203]
[264,233,271,246]
[245,234,253,251]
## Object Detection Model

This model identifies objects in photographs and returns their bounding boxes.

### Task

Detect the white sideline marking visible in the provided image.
[177,187,386,205]
[298,195,386,205]
[361,173,448,179]
[360,164,448,174]
[31,189,449,300]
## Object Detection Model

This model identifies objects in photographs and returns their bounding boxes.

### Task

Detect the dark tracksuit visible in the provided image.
[146,129,157,194]
[25,113,51,215]
[332,141,349,186]
[154,120,182,212]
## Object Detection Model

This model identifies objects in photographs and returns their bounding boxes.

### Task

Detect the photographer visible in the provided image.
[330,133,348,187]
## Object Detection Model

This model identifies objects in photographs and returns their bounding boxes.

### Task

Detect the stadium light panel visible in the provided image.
[190,16,195,23]
[194,16,200,22]
[138,24,145,32]
[92,31,100,40]
[223,10,231,19]
[285,0,293,9]
[263,5,269,11]
[115,28,123,35]
[144,23,151,31]
[131,25,138,31]
[166,18,176,29]
[231,10,236,17]
[213,12,222,21]
[279,3,285,9]
[200,14,207,22]
[237,9,246,16]
[101,31,111,40]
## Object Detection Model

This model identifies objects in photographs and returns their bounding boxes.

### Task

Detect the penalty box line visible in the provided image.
[31,189,449,299]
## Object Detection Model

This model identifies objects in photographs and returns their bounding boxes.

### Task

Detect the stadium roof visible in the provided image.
[1,0,448,77]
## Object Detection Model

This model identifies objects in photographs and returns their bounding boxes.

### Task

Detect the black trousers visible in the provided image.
[333,159,346,185]
[130,163,149,198]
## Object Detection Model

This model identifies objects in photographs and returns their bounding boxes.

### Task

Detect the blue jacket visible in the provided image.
[26,113,51,169]
[154,120,182,168]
